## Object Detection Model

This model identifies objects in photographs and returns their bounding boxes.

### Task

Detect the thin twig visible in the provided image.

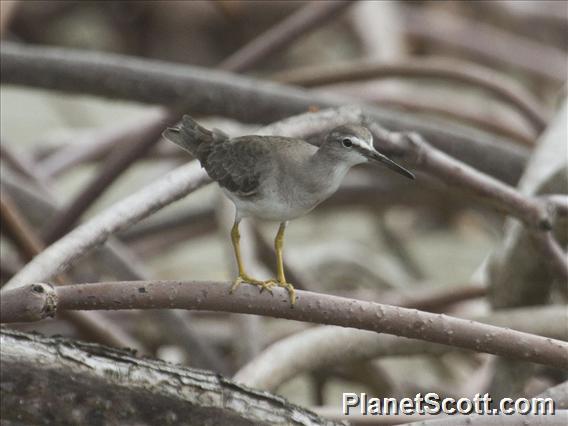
[219,0,353,72]
[2,161,210,292]
[274,57,549,133]
[2,281,567,370]
[369,127,567,284]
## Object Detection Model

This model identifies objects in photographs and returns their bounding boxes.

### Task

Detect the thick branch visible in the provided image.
[3,105,560,295]
[379,130,550,230]
[369,127,567,284]
[538,381,568,409]
[234,305,567,391]
[403,411,567,425]
[0,173,147,351]
[0,282,56,322]
[0,329,336,426]
[2,281,567,370]
[2,161,210,291]
[0,41,530,185]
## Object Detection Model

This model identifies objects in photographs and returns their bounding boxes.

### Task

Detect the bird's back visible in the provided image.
[164,116,316,199]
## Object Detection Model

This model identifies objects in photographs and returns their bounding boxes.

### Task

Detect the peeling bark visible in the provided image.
[0,329,339,426]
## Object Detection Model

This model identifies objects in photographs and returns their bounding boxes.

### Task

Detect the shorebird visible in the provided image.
[163,116,414,306]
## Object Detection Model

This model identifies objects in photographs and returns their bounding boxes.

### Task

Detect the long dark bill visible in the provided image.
[366,150,415,180]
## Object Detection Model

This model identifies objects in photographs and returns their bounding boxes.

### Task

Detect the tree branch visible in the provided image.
[375,129,549,230]
[403,6,567,84]
[0,282,57,322]
[0,329,337,426]
[0,41,530,186]
[234,305,567,391]
[273,57,549,133]
[3,105,562,296]
[42,109,172,244]
[219,0,353,72]
[0,178,148,352]
[1,281,567,370]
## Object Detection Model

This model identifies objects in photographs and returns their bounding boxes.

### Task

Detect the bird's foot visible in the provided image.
[231,274,275,295]
[277,281,296,307]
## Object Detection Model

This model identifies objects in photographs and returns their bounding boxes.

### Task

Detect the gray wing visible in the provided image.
[203,137,272,197]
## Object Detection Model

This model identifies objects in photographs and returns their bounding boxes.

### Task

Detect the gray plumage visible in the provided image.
[163,115,414,222]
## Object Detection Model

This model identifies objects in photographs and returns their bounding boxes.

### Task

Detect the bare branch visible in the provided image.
[219,1,353,72]
[0,282,57,322]
[532,231,568,283]
[402,411,567,425]
[234,305,567,390]
[0,173,147,351]
[0,41,530,186]
[42,110,172,244]
[1,329,337,426]
[537,380,568,409]
[274,57,549,133]
[376,129,549,230]
[3,105,560,296]
[2,281,567,370]
[403,6,567,84]
[0,190,45,260]
[2,162,210,291]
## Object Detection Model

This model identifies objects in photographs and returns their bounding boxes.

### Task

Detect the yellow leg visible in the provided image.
[230,220,275,294]
[275,222,296,306]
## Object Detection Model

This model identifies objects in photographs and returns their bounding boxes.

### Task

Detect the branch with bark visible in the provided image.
[273,57,549,133]
[219,0,353,72]
[234,305,567,391]
[1,281,567,370]
[3,106,565,302]
[0,329,337,426]
[0,41,530,185]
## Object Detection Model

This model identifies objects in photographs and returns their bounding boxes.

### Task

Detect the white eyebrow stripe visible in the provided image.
[353,137,373,150]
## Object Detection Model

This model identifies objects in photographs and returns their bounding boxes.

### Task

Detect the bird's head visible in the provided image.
[322,124,415,179]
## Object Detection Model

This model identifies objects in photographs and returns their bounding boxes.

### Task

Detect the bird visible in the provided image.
[163,116,414,306]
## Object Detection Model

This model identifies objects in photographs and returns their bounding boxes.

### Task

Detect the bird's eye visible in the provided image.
[342,138,353,148]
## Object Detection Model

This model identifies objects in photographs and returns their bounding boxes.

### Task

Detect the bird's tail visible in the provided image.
[162,115,227,159]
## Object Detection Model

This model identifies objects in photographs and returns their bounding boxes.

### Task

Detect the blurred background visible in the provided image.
[1,1,567,423]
